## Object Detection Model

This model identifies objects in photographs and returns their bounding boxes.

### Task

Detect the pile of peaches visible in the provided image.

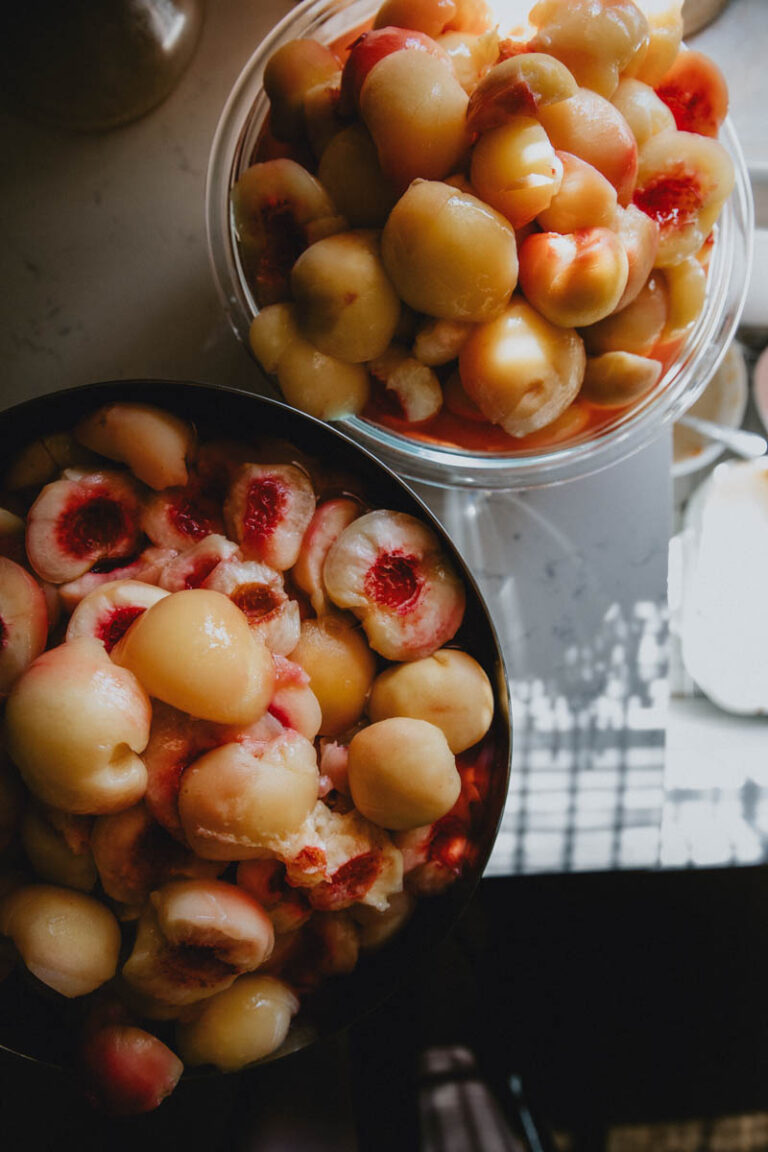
[235,0,734,449]
[0,399,497,1112]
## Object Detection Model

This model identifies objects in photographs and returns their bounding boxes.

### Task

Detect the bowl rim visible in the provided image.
[204,0,755,490]
[0,377,512,1072]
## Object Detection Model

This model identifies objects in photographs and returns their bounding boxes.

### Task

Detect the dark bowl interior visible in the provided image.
[0,379,511,1072]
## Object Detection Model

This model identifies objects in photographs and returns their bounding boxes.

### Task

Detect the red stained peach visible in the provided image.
[25,470,142,585]
[58,546,176,613]
[157,534,239,592]
[436,28,499,93]
[340,26,448,113]
[224,463,315,571]
[467,52,577,133]
[655,49,728,138]
[519,227,629,328]
[80,1023,183,1115]
[141,482,223,552]
[65,579,168,654]
[293,497,361,616]
[204,559,300,656]
[323,510,466,662]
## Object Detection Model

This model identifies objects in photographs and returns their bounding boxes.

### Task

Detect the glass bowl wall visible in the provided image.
[206,0,753,490]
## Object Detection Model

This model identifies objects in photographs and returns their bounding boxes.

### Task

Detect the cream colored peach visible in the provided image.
[178,732,319,859]
[112,589,274,726]
[458,297,586,436]
[317,124,397,228]
[368,648,493,753]
[470,117,563,229]
[581,351,662,406]
[290,615,377,738]
[176,974,298,1071]
[21,806,97,892]
[368,348,444,423]
[0,557,48,696]
[613,202,660,311]
[582,272,668,357]
[291,230,400,363]
[611,78,675,147]
[122,879,275,1007]
[360,50,469,191]
[6,637,150,814]
[381,180,518,322]
[0,883,120,997]
[348,717,460,831]
[413,318,473,367]
[277,337,371,420]
[248,303,301,374]
[625,0,682,87]
[203,560,300,656]
[352,889,415,949]
[263,38,340,143]
[660,256,707,342]
[538,88,638,206]
[466,52,577,133]
[436,28,499,93]
[529,0,649,98]
[75,403,195,491]
[269,656,323,742]
[536,152,618,234]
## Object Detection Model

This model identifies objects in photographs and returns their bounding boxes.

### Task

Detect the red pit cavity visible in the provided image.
[633,172,703,230]
[656,82,713,136]
[364,550,421,612]
[97,605,145,653]
[243,476,287,547]
[169,497,219,542]
[232,583,281,621]
[310,851,381,910]
[59,495,129,559]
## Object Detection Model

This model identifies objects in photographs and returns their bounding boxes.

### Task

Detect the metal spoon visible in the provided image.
[677,414,767,458]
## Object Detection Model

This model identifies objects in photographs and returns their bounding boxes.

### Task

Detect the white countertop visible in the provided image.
[1,0,766,876]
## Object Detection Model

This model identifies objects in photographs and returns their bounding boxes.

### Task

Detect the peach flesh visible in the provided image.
[0,557,48,695]
[654,49,728,138]
[80,1024,184,1116]
[340,26,448,113]
[224,464,315,571]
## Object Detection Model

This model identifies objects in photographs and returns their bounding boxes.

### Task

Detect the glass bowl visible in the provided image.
[206,0,754,490]
[0,378,511,1070]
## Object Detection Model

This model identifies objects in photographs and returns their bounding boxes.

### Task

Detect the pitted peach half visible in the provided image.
[368,648,493,753]
[6,637,150,814]
[176,974,298,1071]
[122,879,275,1008]
[348,717,460,831]
[470,116,563,229]
[654,49,728,138]
[75,403,195,492]
[412,317,473,368]
[359,49,469,191]
[368,347,444,424]
[263,38,340,143]
[293,497,361,616]
[158,534,239,593]
[112,588,275,726]
[90,804,222,906]
[529,0,649,99]
[0,557,48,696]
[323,509,465,662]
[581,351,662,406]
[290,614,377,738]
[458,297,586,436]
[58,546,177,613]
[25,469,142,585]
[519,227,629,328]
[536,151,618,235]
[467,53,577,133]
[232,159,346,307]
[224,463,315,572]
[538,88,638,206]
[381,180,518,322]
[203,559,299,656]
[65,580,169,654]
[0,884,121,997]
[141,482,223,552]
[633,130,734,266]
[142,702,220,841]
[291,230,401,363]
[178,731,319,860]
[236,859,312,936]
[20,805,97,892]
[317,124,398,229]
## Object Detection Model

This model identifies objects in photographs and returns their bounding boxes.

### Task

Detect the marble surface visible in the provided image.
[0,0,765,877]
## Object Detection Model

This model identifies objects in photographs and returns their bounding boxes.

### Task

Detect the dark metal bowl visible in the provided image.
[0,379,511,1072]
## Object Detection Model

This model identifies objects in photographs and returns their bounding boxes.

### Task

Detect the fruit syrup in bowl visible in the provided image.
[206,0,754,491]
